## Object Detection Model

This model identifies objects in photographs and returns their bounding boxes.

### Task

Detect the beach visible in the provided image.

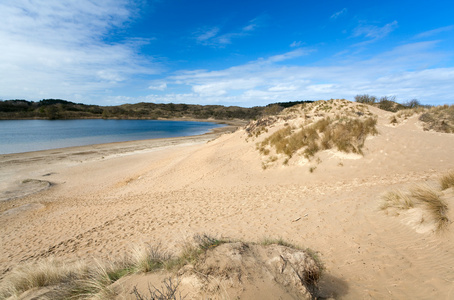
[1,103,454,299]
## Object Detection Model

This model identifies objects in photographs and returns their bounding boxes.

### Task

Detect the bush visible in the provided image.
[259,116,378,159]
[440,170,454,190]
[411,186,449,231]
[354,94,377,104]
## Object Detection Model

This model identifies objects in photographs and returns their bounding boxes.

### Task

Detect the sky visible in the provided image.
[1,0,454,107]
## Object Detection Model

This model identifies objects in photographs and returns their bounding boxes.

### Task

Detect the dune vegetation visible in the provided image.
[246,99,379,169]
[381,171,453,232]
[0,235,324,300]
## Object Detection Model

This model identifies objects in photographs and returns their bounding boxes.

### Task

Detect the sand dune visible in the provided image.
[1,100,454,299]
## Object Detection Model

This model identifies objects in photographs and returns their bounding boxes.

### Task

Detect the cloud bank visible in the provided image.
[0,0,158,102]
[1,1,453,107]
[143,41,454,107]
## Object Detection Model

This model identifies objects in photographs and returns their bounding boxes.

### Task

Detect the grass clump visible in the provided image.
[381,178,451,232]
[0,258,86,298]
[260,237,301,249]
[69,260,131,299]
[0,258,133,299]
[259,116,378,160]
[419,105,454,133]
[381,191,414,210]
[131,244,172,273]
[1,235,325,299]
[440,170,454,190]
[164,234,229,272]
[411,186,449,231]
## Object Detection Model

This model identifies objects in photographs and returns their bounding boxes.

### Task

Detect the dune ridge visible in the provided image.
[1,99,454,299]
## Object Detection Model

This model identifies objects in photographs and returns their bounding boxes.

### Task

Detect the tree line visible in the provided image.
[0,99,314,120]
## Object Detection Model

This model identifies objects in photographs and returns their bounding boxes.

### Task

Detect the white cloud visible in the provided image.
[414,25,454,39]
[193,17,263,47]
[263,48,313,63]
[330,8,347,19]
[195,27,220,42]
[0,0,158,101]
[290,41,303,48]
[352,21,398,45]
[148,82,167,91]
[268,84,299,92]
[141,41,454,106]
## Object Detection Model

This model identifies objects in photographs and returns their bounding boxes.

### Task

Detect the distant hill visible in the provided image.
[0,99,313,120]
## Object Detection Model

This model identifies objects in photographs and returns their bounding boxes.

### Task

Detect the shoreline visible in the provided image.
[0,119,242,156]
[1,100,454,298]
[0,122,239,207]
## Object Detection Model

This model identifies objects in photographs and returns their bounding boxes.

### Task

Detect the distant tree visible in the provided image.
[45,105,59,119]
[262,104,283,116]
[404,99,421,108]
[354,94,377,104]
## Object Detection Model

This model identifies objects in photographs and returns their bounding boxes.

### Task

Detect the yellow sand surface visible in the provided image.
[1,104,454,299]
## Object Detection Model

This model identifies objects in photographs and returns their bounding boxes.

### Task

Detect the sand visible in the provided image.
[1,106,454,299]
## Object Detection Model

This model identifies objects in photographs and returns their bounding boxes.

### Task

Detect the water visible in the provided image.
[0,119,224,154]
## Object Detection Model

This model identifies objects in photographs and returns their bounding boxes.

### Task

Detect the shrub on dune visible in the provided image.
[411,186,449,231]
[440,170,454,190]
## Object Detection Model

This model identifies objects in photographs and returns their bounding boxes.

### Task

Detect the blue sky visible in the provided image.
[1,0,453,107]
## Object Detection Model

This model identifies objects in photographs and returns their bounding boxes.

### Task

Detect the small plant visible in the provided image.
[381,191,414,210]
[260,237,301,249]
[354,94,377,104]
[440,170,454,190]
[164,234,228,272]
[0,258,84,298]
[411,186,449,231]
[132,277,184,300]
[419,105,454,133]
[259,115,378,160]
[194,234,228,251]
[131,244,171,273]
[309,166,316,173]
[381,179,451,232]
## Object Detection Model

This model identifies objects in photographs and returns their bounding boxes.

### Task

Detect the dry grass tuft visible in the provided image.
[411,186,449,231]
[381,191,414,210]
[440,170,454,190]
[259,116,378,160]
[419,105,454,133]
[381,174,452,233]
[0,258,92,299]
[131,244,171,273]
[69,260,129,299]
[163,234,229,272]
[0,235,323,299]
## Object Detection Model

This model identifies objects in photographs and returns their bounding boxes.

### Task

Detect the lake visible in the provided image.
[0,119,224,154]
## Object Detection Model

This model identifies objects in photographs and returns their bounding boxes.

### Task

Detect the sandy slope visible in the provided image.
[1,103,454,299]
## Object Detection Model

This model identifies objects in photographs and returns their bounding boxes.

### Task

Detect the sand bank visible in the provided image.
[1,104,454,299]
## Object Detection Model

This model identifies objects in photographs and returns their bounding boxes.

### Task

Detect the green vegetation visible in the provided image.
[0,235,323,299]
[260,237,301,249]
[0,99,309,120]
[0,234,229,299]
[354,94,424,112]
[419,105,454,133]
[354,94,454,134]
